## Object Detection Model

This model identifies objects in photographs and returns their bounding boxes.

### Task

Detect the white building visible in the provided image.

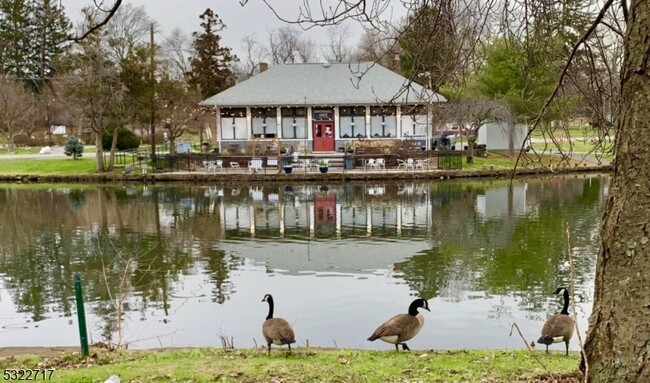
[200,62,447,153]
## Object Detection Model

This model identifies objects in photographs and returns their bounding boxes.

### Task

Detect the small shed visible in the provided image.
[478,122,528,151]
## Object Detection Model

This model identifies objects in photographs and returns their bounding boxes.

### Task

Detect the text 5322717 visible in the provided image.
[3,369,55,381]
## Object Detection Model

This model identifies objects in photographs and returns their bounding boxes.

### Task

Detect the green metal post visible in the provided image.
[74,273,89,357]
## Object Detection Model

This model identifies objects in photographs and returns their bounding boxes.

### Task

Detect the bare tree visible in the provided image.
[351,28,395,64]
[232,33,266,81]
[0,78,35,151]
[64,41,124,172]
[70,0,122,42]
[102,3,153,63]
[454,101,513,161]
[160,27,194,80]
[267,25,316,64]
[157,78,202,155]
[321,24,353,63]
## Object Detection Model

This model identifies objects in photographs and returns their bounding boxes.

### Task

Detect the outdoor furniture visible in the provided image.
[248,158,264,173]
[406,158,415,170]
[230,162,240,170]
[415,159,429,170]
[375,158,386,170]
[301,159,318,171]
[267,156,278,172]
[365,158,377,170]
[215,159,223,171]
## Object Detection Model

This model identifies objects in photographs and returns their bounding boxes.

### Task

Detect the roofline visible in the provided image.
[199,99,447,107]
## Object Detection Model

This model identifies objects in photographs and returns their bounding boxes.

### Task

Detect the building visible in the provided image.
[200,62,447,153]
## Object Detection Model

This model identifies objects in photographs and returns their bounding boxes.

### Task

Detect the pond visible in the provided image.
[0,174,607,351]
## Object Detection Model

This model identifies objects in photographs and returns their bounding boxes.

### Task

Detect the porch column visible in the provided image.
[307,106,313,141]
[334,106,340,139]
[215,106,221,152]
[365,105,370,138]
[396,106,402,139]
[246,107,252,140]
[276,107,282,138]
[426,104,432,150]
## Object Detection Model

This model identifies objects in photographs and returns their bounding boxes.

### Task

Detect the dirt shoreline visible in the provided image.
[0,164,612,184]
[0,346,80,359]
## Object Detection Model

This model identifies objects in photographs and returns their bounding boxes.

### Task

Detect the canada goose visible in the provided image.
[261,294,296,356]
[537,287,575,355]
[367,298,430,351]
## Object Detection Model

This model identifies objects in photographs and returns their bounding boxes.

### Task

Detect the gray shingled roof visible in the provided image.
[200,62,447,107]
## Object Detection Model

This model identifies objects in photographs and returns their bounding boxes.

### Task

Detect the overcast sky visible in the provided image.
[61,0,408,59]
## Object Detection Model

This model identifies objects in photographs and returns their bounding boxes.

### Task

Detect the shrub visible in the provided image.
[64,136,84,159]
[102,124,140,151]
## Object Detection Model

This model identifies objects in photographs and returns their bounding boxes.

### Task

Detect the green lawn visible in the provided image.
[531,139,614,156]
[0,158,97,175]
[0,348,581,383]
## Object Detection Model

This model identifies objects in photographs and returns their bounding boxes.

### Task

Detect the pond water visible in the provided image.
[0,175,607,351]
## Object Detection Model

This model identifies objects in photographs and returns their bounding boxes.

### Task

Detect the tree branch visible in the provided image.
[69,0,123,43]
[512,0,616,176]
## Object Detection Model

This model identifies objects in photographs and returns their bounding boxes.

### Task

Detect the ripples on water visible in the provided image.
[0,175,607,351]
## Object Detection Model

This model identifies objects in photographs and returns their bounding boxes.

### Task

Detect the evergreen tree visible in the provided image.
[187,8,237,99]
[0,0,71,90]
[31,0,71,89]
[63,136,83,159]
[398,3,459,91]
[0,0,33,81]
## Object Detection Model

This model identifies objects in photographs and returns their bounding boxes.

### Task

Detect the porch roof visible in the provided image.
[200,62,447,108]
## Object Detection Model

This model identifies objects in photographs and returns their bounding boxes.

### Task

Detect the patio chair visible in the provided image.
[230,162,240,170]
[375,158,386,170]
[248,158,263,173]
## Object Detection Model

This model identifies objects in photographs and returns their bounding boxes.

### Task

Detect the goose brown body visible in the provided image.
[367,298,430,351]
[261,294,296,356]
[537,288,575,355]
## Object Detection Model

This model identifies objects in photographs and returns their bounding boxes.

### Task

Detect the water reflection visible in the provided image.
[0,175,607,350]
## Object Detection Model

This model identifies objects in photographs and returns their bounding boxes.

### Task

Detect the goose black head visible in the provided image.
[419,298,431,312]
[408,298,431,315]
[261,293,273,302]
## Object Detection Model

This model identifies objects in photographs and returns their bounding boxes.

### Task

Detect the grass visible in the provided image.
[531,139,614,157]
[2,147,41,155]
[0,347,581,383]
[0,158,98,175]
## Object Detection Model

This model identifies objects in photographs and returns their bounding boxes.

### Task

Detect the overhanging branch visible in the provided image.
[69,0,123,43]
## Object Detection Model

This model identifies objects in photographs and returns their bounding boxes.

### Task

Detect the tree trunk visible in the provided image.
[466,135,476,164]
[583,2,650,382]
[94,131,104,172]
[169,137,176,155]
[107,127,119,171]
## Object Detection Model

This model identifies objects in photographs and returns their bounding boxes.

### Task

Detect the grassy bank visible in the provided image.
[0,347,581,383]
[0,158,97,175]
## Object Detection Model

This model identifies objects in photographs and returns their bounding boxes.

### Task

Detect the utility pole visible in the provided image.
[149,23,156,160]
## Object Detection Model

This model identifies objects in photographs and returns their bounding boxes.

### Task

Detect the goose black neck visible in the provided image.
[408,300,420,316]
[560,289,570,315]
[266,297,274,320]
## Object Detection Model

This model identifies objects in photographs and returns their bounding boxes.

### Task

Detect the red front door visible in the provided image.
[313,122,335,152]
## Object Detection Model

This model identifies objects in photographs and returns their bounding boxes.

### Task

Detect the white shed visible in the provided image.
[478,122,528,151]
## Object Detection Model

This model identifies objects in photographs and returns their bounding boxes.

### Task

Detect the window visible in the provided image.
[251,107,276,138]
[370,106,396,138]
[400,105,428,137]
[339,106,366,138]
[220,108,247,140]
[281,107,307,139]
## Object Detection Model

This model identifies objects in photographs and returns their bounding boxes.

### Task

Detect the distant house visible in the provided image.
[50,125,66,135]
[199,62,447,153]
[477,122,528,151]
